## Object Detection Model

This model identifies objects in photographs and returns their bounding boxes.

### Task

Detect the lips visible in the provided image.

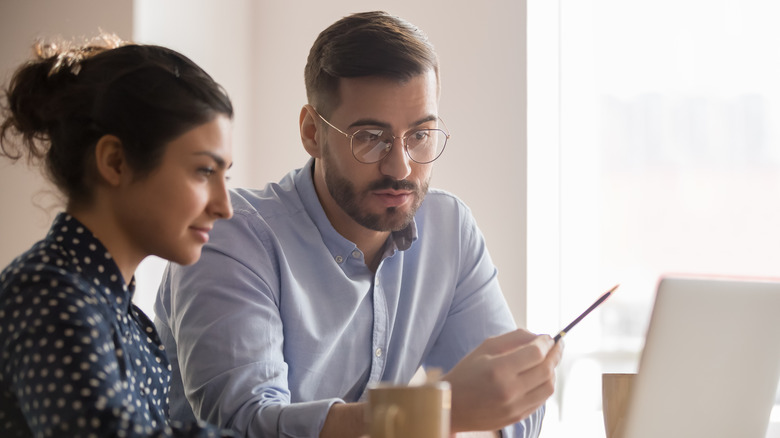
[373,190,412,208]
[189,226,212,243]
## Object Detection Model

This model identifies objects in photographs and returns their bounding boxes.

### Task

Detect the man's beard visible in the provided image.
[323,144,429,232]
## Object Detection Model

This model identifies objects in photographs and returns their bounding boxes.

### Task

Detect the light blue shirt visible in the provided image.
[154,159,544,437]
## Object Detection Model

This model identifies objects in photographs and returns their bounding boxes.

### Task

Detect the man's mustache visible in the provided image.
[368,177,418,192]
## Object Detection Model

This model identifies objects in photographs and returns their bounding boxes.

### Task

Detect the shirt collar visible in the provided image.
[46,213,135,314]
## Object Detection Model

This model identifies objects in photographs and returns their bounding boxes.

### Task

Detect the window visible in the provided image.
[529,1,780,435]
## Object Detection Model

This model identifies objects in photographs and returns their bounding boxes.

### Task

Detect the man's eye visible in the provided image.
[413,131,430,141]
[354,130,384,143]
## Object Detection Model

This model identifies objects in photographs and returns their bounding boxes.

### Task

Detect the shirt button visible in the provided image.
[351,250,361,259]
[375,348,383,357]
[334,255,344,264]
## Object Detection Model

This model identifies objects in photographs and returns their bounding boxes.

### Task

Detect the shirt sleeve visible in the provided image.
[0,270,233,438]
[422,202,517,369]
[500,405,545,438]
[421,204,545,438]
[162,210,340,437]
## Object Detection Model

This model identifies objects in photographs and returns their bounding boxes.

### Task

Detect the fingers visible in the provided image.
[495,335,561,421]
[496,344,560,425]
[491,334,554,375]
[549,337,564,366]
[445,330,564,433]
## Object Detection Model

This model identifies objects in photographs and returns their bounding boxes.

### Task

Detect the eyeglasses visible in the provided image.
[315,111,450,164]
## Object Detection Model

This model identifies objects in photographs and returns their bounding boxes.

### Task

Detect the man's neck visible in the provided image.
[310,162,391,271]
[340,224,389,273]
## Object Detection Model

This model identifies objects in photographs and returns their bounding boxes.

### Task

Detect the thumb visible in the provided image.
[479,329,545,355]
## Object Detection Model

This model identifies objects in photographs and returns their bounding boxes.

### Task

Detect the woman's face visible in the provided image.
[115,115,233,266]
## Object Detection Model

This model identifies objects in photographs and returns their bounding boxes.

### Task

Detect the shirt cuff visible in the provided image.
[276,398,343,437]
[500,404,545,438]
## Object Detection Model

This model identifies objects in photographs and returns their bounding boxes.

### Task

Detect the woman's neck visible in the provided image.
[66,205,142,285]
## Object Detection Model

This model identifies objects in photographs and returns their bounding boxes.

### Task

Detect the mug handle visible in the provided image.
[372,404,400,438]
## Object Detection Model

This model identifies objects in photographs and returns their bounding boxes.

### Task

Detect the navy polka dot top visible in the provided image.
[0,213,233,437]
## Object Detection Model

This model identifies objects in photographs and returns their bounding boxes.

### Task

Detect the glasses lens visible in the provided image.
[352,129,392,163]
[350,128,449,164]
[406,129,448,164]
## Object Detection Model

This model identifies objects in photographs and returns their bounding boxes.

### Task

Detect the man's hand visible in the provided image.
[442,329,563,433]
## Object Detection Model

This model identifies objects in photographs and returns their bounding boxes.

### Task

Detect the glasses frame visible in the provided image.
[315,110,450,164]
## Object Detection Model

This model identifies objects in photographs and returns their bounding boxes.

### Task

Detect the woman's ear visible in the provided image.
[300,104,322,159]
[94,135,127,187]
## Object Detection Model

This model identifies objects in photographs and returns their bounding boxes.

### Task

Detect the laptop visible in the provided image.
[622,276,780,438]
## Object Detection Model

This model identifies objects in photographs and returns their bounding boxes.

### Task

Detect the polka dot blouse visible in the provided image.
[0,214,233,437]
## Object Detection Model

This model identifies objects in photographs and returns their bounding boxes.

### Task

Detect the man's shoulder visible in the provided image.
[413,188,479,241]
[229,174,304,221]
[421,187,472,214]
[208,170,314,247]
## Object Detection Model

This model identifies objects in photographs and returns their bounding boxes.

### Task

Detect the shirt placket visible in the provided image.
[368,269,388,385]
[367,237,402,387]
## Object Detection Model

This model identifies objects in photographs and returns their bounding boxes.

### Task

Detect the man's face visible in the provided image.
[315,70,440,233]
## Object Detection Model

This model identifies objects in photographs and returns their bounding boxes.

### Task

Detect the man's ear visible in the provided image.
[94,134,127,187]
[300,105,322,159]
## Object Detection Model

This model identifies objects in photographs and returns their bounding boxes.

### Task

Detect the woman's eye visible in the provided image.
[198,167,216,177]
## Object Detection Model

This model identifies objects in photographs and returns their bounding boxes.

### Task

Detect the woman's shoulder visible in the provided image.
[0,239,102,315]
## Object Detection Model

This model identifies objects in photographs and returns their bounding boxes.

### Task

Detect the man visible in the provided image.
[154,11,562,438]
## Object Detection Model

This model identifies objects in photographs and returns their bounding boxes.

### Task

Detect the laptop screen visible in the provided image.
[622,276,780,438]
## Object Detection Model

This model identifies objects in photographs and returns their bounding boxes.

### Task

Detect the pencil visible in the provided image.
[553,284,619,343]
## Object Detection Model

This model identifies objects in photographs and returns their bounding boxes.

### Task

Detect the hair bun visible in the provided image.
[36,33,127,77]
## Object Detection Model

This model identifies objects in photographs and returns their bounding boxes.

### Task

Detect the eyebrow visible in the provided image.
[347,115,439,131]
[193,151,232,169]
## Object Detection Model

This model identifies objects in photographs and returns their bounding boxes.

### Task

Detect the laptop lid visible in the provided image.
[623,276,780,438]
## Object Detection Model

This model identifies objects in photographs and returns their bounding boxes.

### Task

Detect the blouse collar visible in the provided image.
[46,213,135,314]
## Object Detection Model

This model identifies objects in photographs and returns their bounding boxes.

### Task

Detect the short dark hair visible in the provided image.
[304,11,439,117]
[0,34,234,206]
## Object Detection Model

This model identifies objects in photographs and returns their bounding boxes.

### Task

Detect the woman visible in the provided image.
[0,34,236,437]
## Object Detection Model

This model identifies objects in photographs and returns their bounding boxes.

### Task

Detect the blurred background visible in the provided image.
[529,1,780,436]
[1,1,778,436]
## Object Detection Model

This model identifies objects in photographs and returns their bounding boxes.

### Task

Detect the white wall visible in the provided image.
[1,1,530,327]
[0,0,133,266]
